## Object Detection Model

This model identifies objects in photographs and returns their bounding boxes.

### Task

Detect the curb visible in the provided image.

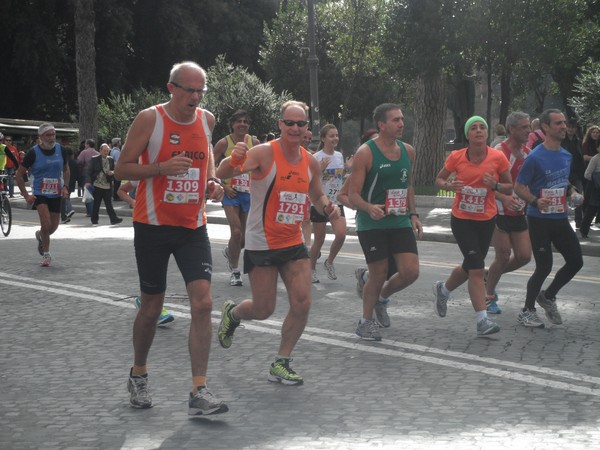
[9,195,600,257]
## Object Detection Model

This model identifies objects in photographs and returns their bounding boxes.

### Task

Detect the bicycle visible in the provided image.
[0,171,12,236]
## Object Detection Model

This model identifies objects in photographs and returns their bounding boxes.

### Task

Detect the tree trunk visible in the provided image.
[499,68,511,127]
[74,0,98,142]
[413,72,447,188]
[486,67,493,135]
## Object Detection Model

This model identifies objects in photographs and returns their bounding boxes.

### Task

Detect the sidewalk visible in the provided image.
[10,193,600,256]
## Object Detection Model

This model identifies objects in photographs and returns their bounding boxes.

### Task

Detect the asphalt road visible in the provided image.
[1,208,599,449]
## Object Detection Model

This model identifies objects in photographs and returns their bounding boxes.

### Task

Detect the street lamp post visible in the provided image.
[307,0,320,147]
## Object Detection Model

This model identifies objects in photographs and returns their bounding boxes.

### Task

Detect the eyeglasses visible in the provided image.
[170,81,208,95]
[280,119,309,127]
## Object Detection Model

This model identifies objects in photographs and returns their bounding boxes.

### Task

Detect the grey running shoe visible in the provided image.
[433,281,449,317]
[536,291,563,324]
[222,247,233,272]
[476,317,500,336]
[517,309,545,328]
[324,260,337,280]
[355,268,367,298]
[188,386,228,416]
[35,230,43,256]
[268,358,304,386]
[218,300,240,349]
[127,370,152,409]
[355,319,382,341]
[312,269,320,284]
[374,299,390,328]
[230,271,242,286]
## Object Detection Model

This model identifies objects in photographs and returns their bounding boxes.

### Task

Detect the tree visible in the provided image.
[204,55,291,140]
[569,60,600,126]
[261,0,403,136]
[97,87,168,143]
[0,0,77,120]
[385,0,469,186]
[73,0,98,141]
[321,0,393,126]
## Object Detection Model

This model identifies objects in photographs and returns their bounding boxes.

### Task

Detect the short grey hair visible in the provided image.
[505,112,529,134]
[168,61,206,84]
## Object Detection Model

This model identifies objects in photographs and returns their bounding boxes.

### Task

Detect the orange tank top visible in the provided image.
[133,105,210,229]
[245,140,312,250]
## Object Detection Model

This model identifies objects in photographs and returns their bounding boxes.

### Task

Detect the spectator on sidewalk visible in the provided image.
[561,119,585,228]
[77,139,98,217]
[111,138,122,200]
[60,147,77,224]
[1,134,20,197]
[86,143,122,225]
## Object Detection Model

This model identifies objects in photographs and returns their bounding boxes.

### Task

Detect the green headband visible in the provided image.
[464,116,488,138]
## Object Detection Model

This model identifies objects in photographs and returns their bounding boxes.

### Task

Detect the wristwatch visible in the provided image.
[207,177,223,186]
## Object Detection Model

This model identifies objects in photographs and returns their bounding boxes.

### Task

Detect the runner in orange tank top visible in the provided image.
[433,116,513,337]
[115,61,228,416]
[216,100,340,386]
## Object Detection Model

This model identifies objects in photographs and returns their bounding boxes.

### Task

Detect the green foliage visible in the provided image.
[259,2,320,114]
[260,0,405,128]
[203,55,291,140]
[569,60,600,126]
[97,88,168,143]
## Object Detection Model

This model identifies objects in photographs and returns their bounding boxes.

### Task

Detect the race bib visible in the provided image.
[41,177,60,195]
[231,173,250,193]
[322,168,344,202]
[276,191,307,225]
[540,187,566,214]
[164,168,201,204]
[458,186,487,214]
[385,188,407,216]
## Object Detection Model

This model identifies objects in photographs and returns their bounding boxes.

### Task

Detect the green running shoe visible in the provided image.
[218,300,240,349]
[268,358,304,386]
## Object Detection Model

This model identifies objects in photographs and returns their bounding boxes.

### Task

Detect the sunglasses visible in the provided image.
[280,119,308,127]
[170,81,208,95]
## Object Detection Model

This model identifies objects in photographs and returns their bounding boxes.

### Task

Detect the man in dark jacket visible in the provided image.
[86,143,122,225]
[562,118,585,227]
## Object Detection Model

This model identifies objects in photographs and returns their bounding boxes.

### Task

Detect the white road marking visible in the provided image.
[2,272,599,397]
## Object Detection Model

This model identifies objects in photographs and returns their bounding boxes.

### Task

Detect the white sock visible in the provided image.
[378,296,389,304]
[232,267,240,273]
[359,318,367,324]
[476,310,487,322]
[363,271,369,283]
